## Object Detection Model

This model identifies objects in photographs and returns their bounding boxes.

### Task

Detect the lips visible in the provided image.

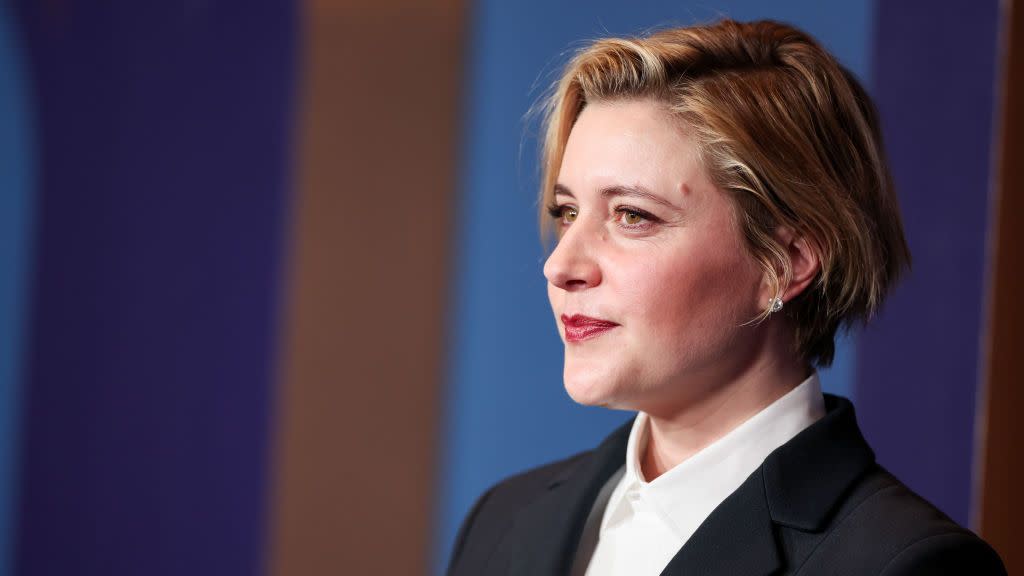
[561,314,619,343]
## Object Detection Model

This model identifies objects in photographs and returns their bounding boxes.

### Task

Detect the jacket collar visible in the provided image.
[498,394,874,576]
[762,394,876,530]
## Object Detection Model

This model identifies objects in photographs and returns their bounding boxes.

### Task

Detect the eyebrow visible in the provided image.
[553,183,681,210]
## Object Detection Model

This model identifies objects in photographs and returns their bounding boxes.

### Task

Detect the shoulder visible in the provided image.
[799,465,1005,575]
[446,450,593,575]
[878,531,1005,576]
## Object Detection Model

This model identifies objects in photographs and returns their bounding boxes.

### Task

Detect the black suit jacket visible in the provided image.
[447,395,1005,575]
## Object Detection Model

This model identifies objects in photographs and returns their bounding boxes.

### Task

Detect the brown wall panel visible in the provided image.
[978,0,1024,572]
[269,2,466,574]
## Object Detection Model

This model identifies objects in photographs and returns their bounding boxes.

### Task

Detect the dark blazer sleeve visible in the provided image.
[879,532,1006,576]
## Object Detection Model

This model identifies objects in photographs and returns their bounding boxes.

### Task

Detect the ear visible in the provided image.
[764,226,821,306]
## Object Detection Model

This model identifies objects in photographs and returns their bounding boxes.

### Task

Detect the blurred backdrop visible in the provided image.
[0,0,1021,575]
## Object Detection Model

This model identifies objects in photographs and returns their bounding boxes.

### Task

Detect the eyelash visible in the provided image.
[546,203,659,229]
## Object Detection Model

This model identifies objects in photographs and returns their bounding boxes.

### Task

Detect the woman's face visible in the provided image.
[544,99,769,414]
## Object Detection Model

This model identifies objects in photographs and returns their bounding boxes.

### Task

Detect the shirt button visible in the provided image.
[627,491,641,502]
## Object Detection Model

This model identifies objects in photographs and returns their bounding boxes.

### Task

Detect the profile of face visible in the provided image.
[543,99,772,416]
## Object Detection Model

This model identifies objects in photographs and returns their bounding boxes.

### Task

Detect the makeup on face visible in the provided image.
[561,314,620,343]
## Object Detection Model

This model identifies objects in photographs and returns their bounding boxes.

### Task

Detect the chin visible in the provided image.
[563,367,621,407]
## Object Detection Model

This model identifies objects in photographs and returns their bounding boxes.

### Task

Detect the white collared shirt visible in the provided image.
[573,373,826,576]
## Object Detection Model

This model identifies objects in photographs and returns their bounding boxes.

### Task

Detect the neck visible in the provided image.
[639,329,810,482]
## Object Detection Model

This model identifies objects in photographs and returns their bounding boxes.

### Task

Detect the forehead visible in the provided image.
[558,99,708,194]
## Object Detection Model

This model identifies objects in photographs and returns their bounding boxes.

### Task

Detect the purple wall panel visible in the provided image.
[860,0,1000,527]
[14,3,295,575]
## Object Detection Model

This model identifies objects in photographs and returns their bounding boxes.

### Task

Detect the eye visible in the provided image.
[614,207,656,228]
[620,210,645,225]
[547,203,578,224]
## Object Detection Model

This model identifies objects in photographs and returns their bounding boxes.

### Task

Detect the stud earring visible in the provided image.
[768,297,784,314]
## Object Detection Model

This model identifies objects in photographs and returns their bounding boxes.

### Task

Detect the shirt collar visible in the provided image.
[601,373,826,541]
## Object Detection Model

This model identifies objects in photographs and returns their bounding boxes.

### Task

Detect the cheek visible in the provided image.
[617,241,761,337]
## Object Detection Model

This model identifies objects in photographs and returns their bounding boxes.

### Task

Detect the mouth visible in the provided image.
[561,314,619,343]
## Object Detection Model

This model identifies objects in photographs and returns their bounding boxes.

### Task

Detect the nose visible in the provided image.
[543,223,602,291]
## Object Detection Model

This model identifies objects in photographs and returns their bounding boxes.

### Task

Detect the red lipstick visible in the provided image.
[561,314,619,343]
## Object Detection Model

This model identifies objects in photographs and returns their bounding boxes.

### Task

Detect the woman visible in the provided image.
[447,19,1005,575]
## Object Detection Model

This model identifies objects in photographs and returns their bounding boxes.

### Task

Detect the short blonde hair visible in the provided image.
[539,19,910,367]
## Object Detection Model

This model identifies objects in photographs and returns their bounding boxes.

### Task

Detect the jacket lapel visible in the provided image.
[659,467,780,576]
[660,394,875,575]
[496,419,633,576]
